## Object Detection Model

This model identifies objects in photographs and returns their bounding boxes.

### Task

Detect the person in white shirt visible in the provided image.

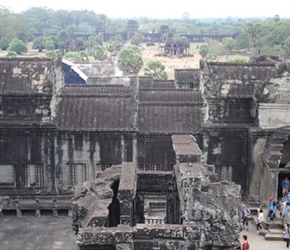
[256,208,264,233]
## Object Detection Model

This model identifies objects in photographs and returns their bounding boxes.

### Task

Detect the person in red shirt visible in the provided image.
[241,235,250,250]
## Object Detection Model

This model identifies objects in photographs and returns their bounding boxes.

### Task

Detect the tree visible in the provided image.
[106,41,117,53]
[131,33,143,46]
[0,38,9,50]
[63,51,89,63]
[85,35,102,54]
[32,36,45,52]
[144,60,168,80]
[199,44,209,58]
[91,44,107,61]
[117,45,143,75]
[245,23,261,57]
[115,34,123,43]
[8,38,27,54]
[222,37,234,58]
[283,36,290,57]
[206,52,217,62]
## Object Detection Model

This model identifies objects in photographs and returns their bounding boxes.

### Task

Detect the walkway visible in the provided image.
[0,215,286,250]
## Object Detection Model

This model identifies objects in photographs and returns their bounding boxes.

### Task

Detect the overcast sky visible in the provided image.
[1,0,290,19]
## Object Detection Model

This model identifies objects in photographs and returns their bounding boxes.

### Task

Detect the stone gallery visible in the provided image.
[0,55,289,249]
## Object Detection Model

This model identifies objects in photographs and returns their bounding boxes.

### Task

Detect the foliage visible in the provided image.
[199,44,209,58]
[0,37,10,50]
[32,36,45,52]
[5,51,17,58]
[144,60,168,80]
[227,57,248,63]
[106,41,118,53]
[283,36,290,56]
[63,51,89,63]
[117,45,143,75]
[46,50,57,58]
[234,31,249,50]
[245,23,261,56]
[115,34,123,43]
[8,38,28,54]
[222,37,234,51]
[91,44,107,61]
[85,35,103,54]
[206,52,217,62]
[131,33,143,46]
[204,38,224,55]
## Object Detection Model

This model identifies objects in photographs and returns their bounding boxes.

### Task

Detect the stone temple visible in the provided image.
[0,55,290,249]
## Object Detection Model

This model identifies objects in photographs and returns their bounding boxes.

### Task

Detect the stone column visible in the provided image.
[132,134,137,163]
[121,135,125,163]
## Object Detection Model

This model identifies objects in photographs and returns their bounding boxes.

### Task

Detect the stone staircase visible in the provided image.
[263,220,284,241]
[249,207,284,241]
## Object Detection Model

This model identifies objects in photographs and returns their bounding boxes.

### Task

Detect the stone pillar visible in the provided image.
[121,135,125,163]
[132,134,137,163]
[118,163,136,226]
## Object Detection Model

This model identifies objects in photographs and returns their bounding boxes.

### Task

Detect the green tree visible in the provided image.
[63,51,89,63]
[0,37,10,50]
[117,45,143,75]
[46,50,57,58]
[32,36,45,52]
[57,30,70,53]
[8,38,27,54]
[245,23,261,56]
[115,34,123,43]
[85,35,102,54]
[144,60,168,80]
[206,52,217,62]
[283,36,290,57]
[131,33,143,46]
[91,44,107,61]
[222,37,234,58]
[106,41,117,53]
[199,44,209,58]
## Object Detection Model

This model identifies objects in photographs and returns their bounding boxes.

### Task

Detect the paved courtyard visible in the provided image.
[0,215,285,250]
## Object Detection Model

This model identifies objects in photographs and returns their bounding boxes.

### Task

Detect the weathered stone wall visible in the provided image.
[172,134,241,249]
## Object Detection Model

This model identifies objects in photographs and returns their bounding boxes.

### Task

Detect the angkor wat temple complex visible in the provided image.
[0,55,289,249]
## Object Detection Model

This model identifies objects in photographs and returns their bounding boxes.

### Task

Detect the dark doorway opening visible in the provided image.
[106,180,120,227]
[2,209,17,216]
[22,209,35,216]
[278,171,290,200]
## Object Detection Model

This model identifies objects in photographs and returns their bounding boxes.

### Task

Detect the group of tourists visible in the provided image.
[236,176,290,249]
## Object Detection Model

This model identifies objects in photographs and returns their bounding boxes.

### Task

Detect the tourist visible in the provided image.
[256,208,264,233]
[240,235,250,250]
[287,190,290,203]
[282,177,290,197]
[267,197,277,222]
[282,202,290,226]
[242,205,251,231]
[284,223,290,249]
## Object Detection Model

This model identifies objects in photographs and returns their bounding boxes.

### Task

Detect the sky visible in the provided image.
[1,0,290,19]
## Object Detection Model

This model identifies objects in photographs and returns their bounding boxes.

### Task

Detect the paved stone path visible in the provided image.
[0,215,286,249]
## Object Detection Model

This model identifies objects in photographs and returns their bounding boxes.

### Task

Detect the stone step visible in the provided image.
[268,228,284,234]
[265,233,284,241]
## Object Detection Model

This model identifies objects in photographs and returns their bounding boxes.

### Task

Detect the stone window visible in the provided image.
[68,163,87,186]
[24,163,44,187]
[144,195,166,224]
[0,164,16,186]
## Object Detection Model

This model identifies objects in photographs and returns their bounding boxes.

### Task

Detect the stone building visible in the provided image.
[0,55,290,248]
